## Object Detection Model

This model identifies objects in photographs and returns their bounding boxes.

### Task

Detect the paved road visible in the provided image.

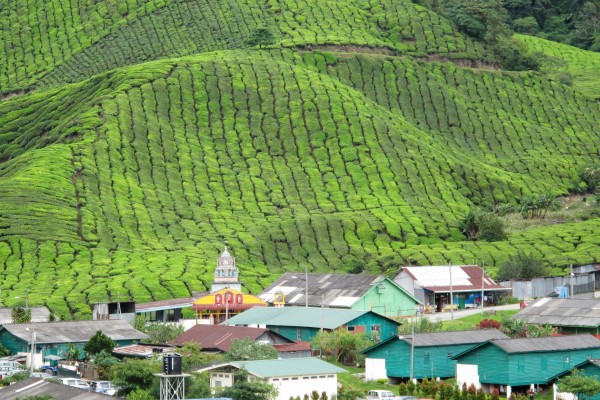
[420,303,521,322]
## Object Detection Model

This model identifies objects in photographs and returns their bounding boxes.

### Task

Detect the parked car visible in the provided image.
[40,365,58,375]
[60,378,90,390]
[89,380,117,395]
[0,361,22,370]
[366,390,409,400]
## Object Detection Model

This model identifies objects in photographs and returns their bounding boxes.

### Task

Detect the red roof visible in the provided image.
[273,341,312,352]
[112,344,176,357]
[169,325,273,352]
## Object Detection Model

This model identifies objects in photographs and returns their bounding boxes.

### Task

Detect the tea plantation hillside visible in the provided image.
[1,0,599,318]
[2,0,487,93]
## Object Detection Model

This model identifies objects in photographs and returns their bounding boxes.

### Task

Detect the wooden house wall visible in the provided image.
[459,344,600,386]
[352,280,418,318]
[366,339,481,378]
[348,314,398,341]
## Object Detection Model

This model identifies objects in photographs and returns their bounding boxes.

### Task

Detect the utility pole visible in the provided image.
[305,265,308,307]
[409,323,415,380]
[449,263,454,321]
[570,264,574,298]
[481,261,485,315]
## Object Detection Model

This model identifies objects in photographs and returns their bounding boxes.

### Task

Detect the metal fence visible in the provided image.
[498,274,596,299]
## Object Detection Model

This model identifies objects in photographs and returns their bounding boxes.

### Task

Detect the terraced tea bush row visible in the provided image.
[517,34,600,100]
[314,52,600,202]
[0,0,168,92]
[38,0,485,88]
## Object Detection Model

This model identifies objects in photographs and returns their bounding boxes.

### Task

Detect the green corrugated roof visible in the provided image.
[231,357,347,378]
[223,306,391,329]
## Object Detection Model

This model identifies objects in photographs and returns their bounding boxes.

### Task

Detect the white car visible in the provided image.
[90,380,117,395]
[60,378,90,390]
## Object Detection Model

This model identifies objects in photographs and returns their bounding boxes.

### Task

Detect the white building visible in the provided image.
[197,357,346,400]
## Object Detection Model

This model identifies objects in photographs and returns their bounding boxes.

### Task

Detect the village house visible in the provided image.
[260,273,420,318]
[197,357,346,400]
[454,334,600,398]
[362,329,509,381]
[222,306,400,342]
[169,324,312,358]
[0,320,148,369]
[514,297,600,335]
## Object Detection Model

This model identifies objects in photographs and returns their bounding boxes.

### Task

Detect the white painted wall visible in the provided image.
[365,358,387,381]
[456,363,481,390]
[268,375,339,400]
[210,372,234,389]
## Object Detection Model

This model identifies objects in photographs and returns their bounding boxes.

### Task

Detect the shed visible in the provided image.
[197,357,346,400]
[0,307,51,324]
[454,335,600,398]
[514,298,600,334]
[362,329,508,381]
[222,307,400,342]
[394,266,509,312]
[260,274,420,317]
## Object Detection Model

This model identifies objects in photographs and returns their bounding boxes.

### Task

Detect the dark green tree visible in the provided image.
[11,307,31,323]
[458,208,507,242]
[311,330,372,363]
[217,369,277,400]
[91,350,119,380]
[111,358,158,397]
[581,165,600,193]
[497,251,547,280]
[557,369,600,400]
[142,322,184,344]
[224,337,278,361]
[247,28,275,48]
[84,330,116,357]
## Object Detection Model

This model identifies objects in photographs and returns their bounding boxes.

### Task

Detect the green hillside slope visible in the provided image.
[2,0,486,92]
[1,0,599,317]
[517,34,600,99]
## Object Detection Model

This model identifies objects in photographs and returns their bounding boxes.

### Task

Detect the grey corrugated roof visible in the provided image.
[0,377,117,399]
[0,307,51,324]
[1,319,148,344]
[492,334,600,353]
[514,298,600,327]
[401,329,509,346]
[259,272,383,307]
[222,306,396,330]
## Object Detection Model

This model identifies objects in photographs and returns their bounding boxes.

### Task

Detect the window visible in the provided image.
[424,352,430,360]
[292,377,298,380]
[273,378,279,381]
[303,377,309,380]
[215,381,222,387]
[282,378,289,381]
[347,326,355,332]
[564,357,569,363]
[371,324,381,331]
[447,352,453,358]
[297,328,302,340]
